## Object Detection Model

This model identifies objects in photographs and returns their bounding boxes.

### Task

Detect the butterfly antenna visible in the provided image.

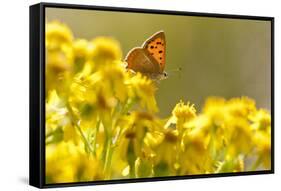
[168,67,182,72]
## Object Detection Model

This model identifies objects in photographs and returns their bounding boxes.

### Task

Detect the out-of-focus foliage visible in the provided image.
[45,21,271,184]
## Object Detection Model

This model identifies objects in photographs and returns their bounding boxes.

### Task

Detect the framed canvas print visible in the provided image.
[29,2,274,188]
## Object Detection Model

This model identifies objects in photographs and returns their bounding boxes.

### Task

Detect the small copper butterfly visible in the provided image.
[125,31,168,81]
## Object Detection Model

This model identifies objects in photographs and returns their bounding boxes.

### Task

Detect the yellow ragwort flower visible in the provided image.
[46,20,73,49]
[45,21,74,95]
[226,96,256,118]
[88,37,122,70]
[249,109,271,132]
[126,73,158,112]
[46,142,104,183]
[172,100,196,121]
[73,39,90,72]
[165,100,196,134]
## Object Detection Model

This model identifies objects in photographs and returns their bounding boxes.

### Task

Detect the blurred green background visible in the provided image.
[46,8,271,117]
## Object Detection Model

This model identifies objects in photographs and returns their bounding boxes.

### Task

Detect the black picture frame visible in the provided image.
[29,2,275,189]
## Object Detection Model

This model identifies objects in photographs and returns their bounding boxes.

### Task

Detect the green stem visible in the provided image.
[121,98,137,115]
[92,119,100,156]
[101,99,132,179]
[100,116,113,178]
[251,157,262,171]
[66,103,94,155]
[76,123,94,154]
[103,138,114,179]
[101,119,109,161]
[101,101,123,179]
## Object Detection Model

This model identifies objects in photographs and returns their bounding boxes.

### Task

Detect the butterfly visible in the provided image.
[125,31,168,81]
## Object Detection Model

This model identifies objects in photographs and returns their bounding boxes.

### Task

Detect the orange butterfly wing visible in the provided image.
[125,48,161,74]
[142,31,166,73]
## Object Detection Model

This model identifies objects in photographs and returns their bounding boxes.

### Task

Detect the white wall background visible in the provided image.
[0,0,279,190]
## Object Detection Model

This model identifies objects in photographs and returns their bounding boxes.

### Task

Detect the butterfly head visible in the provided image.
[162,71,168,79]
[151,71,168,81]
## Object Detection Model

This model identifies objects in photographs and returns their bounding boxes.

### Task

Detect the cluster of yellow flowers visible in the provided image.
[45,21,271,184]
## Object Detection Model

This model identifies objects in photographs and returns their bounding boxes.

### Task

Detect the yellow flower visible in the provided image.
[63,123,80,145]
[250,109,271,169]
[73,39,89,58]
[68,65,98,120]
[123,112,161,146]
[180,118,213,174]
[249,109,271,132]
[144,131,165,149]
[126,73,158,112]
[227,96,256,118]
[225,118,253,157]
[134,157,154,178]
[96,63,128,102]
[110,136,131,178]
[46,47,73,96]
[172,100,196,120]
[46,142,104,183]
[73,39,90,72]
[203,97,228,126]
[69,62,128,118]
[46,21,73,49]
[183,115,212,146]
[253,131,271,169]
[46,91,68,141]
[147,128,180,176]
[180,138,212,174]
[46,46,73,73]
[165,100,196,134]
[46,142,77,183]
[46,21,74,95]
[88,37,122,70]
[75,151,104,181]
[46,90,80,145]
[201,97,261,159]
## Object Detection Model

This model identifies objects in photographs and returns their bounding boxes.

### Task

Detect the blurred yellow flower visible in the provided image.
[254,131,271,168]
[46,142,103,183]
[250,109,271,131]
[88,37,122,70]
[226,97,257,119]
[126,73,158,112]
[180,129,213,174]
[73,39,90,72]
[46,20,73,49]
[46,21,74,96]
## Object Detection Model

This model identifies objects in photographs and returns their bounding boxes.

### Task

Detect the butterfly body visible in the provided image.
[125,31,167,81]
